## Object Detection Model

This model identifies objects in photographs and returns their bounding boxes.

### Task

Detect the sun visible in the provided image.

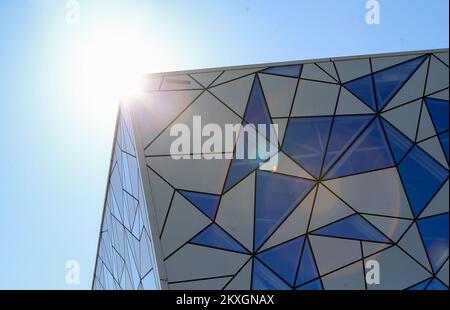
[70,24,172,127]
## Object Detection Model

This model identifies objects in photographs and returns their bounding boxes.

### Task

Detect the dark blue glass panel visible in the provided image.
[426,278,448,290]
[244,76,272,128]
[296,279,323,290]
[425,98,449,133]
[311,214,391,243]
[255,171,315,250]
[296,238,320,286]
[191,224,249,253]
[325,118,394,179]
[322,115,374,175]
[374,55,428,110]
[344,75,377,111]
[407,278,432,290]
[179,190,220,220]
[224,76,275,192]
[223,158,261,192]
[381,118,414,164]
[261,65,303,78]
[398,146,448,216]
[417,215,449,273]
[283,117,333,177]
[439,132,449,162]
[252,259,292,290]
[258,237,304,286]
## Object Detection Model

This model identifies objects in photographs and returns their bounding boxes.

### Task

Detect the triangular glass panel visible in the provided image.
[322,115,374,175]
[179,190,220,220]
[252,259,292,290]
[417,214,449,273]
[344,75,377,111]
[255,171,315,250]
[121,121,136,156]
[311,214,391,243]
[261,65,303,78]
[381,118,414,164]
[223,77,277,192]
[141,270,157,289]
[283,116,333,177]
[296,238,320,286]
[244,76,272,127]
[190,223,248,253]
[325,118,394,179]
[224,158,261,193]
[407,278,432,290]
[296,279,323,290]
[374,55,428,110]
[398,146,448,216]
[426,278,448,290]
[257,236,305,286]
[139,228,154,276]
[439,132,449,162]
[425,98,449,134]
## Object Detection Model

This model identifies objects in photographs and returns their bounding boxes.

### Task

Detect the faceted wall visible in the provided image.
[95,49,449,290]
[93,106,160,290]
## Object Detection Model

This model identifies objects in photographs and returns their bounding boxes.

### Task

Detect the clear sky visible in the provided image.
[0,0,448,289]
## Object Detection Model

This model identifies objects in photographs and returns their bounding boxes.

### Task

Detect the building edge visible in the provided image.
[128,100,169,290]
[143,48,449,77]
[91,104,121,290]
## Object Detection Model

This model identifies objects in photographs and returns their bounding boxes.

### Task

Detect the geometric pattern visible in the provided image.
[93,106,160,290]
[94,49,449,290]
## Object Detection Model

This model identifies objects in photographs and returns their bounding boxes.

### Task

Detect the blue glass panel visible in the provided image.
[179,190,220,220]
[244,76,272,128]
[141,270,157,290]
[190,224,249,253]
[398,146,448,216]
[374,55,428,110]
[426,278,448,290]
[122,123,136,156]
[140,228,154,276]
[296,279,323,290]
[296,238,320,286]
[224,158,261,192]
[407,278,432,290]
[325,118,394,179]
[425,98,449,133]
[417,214,449,273]
[252,259,292,290]
[255,171,315,250]
[344,75,377,111]
[439,132,449,162]
[381,118,414,164]
[311,214,391,243]
[283,117,333,177]
[261,65,303,78]
[322,115,374,175]
[224,76,274,192]
[257,237,304,286]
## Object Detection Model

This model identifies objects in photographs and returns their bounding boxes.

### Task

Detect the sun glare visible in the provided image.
[71,24,172,127]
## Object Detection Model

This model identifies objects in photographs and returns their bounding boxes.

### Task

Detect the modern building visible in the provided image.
[93,49,449,290]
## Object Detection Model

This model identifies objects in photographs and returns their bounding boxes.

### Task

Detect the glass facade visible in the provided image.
[94,49,449,290]
[93,106,160,290]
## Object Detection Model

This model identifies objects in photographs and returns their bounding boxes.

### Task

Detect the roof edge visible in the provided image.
[144,47,449,78]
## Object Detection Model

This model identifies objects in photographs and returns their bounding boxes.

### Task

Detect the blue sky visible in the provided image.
[0,0,448,289]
